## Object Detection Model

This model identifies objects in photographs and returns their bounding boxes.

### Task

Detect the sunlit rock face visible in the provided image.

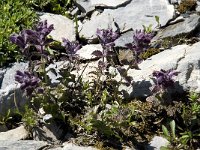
[79,0,175,40]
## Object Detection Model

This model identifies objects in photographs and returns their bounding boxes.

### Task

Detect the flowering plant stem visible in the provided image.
[41,56,48,83]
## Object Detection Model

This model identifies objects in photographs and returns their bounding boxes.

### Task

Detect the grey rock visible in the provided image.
[196,1,200,12]
[75,0,95,14]
[153,14,200,41]
[46,61,70,84]
[0,140,48,150]
[0,62,28,115]
[147,136,169,150]
[0,125,29,140]
[46,44,103,84]
[169,0,182,4]
[49,143,134,150]
[56,143,97,150]
[77,44,103,60]
[71,60,99,82]
[32,121,66,143]
[0,84,26,115]
[75,0,131,14]
[70,7,79,16]
[39,13,76,42]
[176,42,200,93]
[0,69,5,88]
[49,147,63,150]
[89,0,131,8]
[79,0,174,40]
[114,31,134,48]
[1,62,28,90]
[167,16,184,25]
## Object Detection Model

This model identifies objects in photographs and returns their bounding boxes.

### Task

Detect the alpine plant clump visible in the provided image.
[15,70,41,96]
[126,29,153,64]
[62,37,81,61]
[10,20,54,56]
[92,28,120,71]
[152,69,180,93]
[96,28,119,49]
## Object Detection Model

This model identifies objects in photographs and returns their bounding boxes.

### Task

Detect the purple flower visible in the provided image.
[35,20,54,37]
[98,60,107,72]
[91,27,119,72]
[133,30,153,47]
[32,20,54,53]
[10,30,36,53]
[62,38,81,57]
[10,20,54,55]
[96,28,119,48]
[125,30,153,63]
[152,69,179,93]
[15,70,40,96]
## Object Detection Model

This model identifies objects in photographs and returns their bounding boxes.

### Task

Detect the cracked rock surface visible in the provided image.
[118,42,200,98]
[75,0,131,14]
[0,140,48,150]
[79,0,175,40]
[152,14,200,41]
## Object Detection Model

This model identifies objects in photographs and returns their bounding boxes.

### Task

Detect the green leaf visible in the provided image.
[91,119,114,137]
[101,89,108,105]
[179,135,190,139]
[170,120,176,139]
[155,15,160,26]
[162,125,170,137]
[160,146,170,150]
[143,24,152,33]
[142,25,147,32]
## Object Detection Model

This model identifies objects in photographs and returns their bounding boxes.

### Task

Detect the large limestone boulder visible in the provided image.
[0,125,29,141]
[39,13,76,42]
[0,140,48,150]
[79,0,175,40]
[0,62,28,115]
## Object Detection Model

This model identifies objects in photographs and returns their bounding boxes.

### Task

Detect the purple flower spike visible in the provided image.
[125,29,153,63]
[96,28,119,48]
[10,29,36,52]
[35,20,54,37]
[152,69,180,93]
[133,30,153,46]
[62,38,81,57]
[33,20,54,53]
[15,70,40,96]
[10,20,54,55]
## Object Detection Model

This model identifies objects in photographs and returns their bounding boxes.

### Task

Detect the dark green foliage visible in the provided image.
[21,106,38,129]
[160,92,200,149]
[26,0,74,16]
[0,0,37,67]
[139,48,160,60]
